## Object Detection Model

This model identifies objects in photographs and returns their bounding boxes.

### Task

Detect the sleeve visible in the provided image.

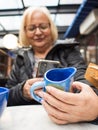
[6,54,39,106]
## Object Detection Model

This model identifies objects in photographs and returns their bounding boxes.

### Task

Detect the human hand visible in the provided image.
[23,78,43,100]
[38,81,98,124]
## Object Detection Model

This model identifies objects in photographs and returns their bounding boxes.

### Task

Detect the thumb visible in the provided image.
[71,81,89,93]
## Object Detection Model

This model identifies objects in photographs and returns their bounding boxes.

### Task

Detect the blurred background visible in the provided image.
[0,0,98,85]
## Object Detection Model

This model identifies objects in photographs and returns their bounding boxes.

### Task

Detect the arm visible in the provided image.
[6,54,42,106]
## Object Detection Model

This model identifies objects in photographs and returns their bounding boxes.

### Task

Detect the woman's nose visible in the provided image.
[34,27,42,35]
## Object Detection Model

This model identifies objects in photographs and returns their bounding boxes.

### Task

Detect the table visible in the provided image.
[0,105,98,130]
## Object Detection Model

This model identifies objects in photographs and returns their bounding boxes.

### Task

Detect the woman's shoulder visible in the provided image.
[54,40,79,48]
[16,47,32,56]
[13,48,32,68]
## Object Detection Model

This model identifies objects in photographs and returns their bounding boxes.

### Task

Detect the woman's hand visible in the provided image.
[23,78,43,100]
[37,81,98,124]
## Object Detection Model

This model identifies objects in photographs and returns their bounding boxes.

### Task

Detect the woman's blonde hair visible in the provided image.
[19,6,58,47]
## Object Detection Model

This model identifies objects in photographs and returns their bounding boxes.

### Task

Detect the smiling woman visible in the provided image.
[5,6,98,125]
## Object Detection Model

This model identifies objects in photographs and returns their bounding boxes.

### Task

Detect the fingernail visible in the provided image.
[46,86,51,92]
[41,99,44,104]
[37,91,44,97]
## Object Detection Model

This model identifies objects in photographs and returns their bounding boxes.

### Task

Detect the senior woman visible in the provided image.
[6,6,98,125]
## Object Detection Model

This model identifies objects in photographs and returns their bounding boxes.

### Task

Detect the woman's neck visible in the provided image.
[34,53,45,59]
[34,46,52,59]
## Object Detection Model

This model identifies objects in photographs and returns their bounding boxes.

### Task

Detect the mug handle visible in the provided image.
[30,81,45,103]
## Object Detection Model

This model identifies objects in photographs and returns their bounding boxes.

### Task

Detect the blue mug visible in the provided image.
[30,67,77,103]
[0,87,9,117]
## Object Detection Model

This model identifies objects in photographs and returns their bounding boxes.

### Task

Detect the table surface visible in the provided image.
[0,105,98,130]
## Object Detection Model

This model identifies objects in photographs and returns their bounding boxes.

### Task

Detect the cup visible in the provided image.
[30,67,77,103]
[0,87,9,117]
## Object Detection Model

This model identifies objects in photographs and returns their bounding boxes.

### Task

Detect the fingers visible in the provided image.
[72,81,96,96]
[26,78,43,86]
[23,81,32,99]
[45,86,81,105]
[23,78,43,99]
[42,100,69,124]
[48,115,68,125]
[42,91,73,112]
[42,100,81,124]
[45,81,94,105]
[72,81,89,90]
[41,82,98,124]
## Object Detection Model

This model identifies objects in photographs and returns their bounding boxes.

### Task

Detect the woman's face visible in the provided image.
[25,11,53,51]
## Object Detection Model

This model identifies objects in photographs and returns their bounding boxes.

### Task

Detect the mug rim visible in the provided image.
[44,67,77,83]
